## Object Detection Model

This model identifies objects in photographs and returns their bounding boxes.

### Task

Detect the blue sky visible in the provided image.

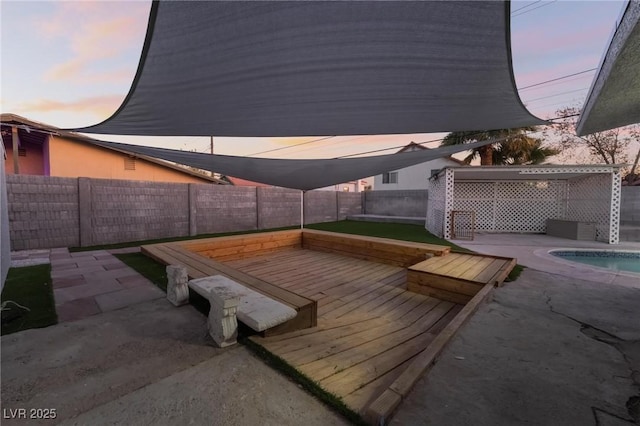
[0,0,630,159]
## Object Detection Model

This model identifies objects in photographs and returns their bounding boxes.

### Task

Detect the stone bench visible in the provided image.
[166,265,297,347]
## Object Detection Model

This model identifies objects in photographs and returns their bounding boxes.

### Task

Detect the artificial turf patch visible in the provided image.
[1,264,57,335]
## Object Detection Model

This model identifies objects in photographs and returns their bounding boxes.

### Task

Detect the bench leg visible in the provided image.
[166,265,189,306]
[208,296,239,348]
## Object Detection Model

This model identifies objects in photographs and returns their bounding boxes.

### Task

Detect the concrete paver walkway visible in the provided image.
[10,247,164,322]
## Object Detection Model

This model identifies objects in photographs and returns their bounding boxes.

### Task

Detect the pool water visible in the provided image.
[551,250,640,273]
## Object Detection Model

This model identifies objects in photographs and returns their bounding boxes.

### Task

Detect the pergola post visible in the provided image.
[443,168,454,239]
[608,169,621,244]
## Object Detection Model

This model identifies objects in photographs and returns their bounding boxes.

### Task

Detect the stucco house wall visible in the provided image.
[373,157,461,190]
[47,136,210,184]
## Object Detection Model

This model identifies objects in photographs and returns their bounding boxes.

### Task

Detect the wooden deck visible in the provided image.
[141,230,515,423]
[407,252,516,304]
[230,249,464,416]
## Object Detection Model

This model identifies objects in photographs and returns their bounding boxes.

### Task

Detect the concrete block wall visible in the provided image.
[258,187,301,229]
[1,147,11,287]
[7,175,80,250]
[337,192,362,220]
[87,179,190,245]
[6,176,363,249]
[304,190,338,224]
[195,185,258,234]
[620,187,640,225]
[363,190,428,217]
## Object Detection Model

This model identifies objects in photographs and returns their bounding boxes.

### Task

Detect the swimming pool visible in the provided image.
[550,250,640,274]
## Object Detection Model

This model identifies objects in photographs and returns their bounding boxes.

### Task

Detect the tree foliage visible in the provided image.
[548,106,638,164]
[440,127,556,165]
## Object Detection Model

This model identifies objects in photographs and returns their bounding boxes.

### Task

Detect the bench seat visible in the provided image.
[189,275,297,332]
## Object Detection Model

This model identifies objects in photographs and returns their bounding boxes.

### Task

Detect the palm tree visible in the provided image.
[440,127,555,165]
[494,138,559,165]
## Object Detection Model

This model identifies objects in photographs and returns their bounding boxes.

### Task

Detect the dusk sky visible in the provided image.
[0,1,633,160]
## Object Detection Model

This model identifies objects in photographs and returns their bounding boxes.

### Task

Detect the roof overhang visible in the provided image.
[576,1,640,136]
[439,164,625,182]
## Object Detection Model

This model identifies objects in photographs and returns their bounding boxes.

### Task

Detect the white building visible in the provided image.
[315,179,370,192]
[373,142,464,190]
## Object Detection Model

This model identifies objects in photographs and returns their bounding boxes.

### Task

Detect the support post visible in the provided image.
[188,183,197,236]
[11,126,19,174]
[300,190,305,229]
[166,265,189,306]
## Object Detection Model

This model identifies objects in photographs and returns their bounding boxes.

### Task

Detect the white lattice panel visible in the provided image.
[566,174,612,242]
[453,194,494,231]
[452,180,565,233]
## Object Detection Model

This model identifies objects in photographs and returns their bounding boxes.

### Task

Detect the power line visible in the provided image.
[512,0,557,18]
[275,135,372,158]
[337,111,585,159]
[248,136,335,156]
[523,87,588,103]
[511,1,542,15]
[519,72,593,92]
[518,68,596,90]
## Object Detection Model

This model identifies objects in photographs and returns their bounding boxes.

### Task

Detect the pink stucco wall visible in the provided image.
[3,141,45,175]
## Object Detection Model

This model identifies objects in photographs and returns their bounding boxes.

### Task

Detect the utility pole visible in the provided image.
[211,136,219,177]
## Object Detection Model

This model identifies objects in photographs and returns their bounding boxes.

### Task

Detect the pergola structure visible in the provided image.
[426,165,624,244]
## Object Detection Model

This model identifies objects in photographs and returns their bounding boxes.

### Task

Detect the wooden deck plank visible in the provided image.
[265,316,391,354]
[298,302,455,381]
[410,253,464,274]
[264,256,372,289]
[320,282,408,320]
[294,264,401,299]
[236,249,347,277]
[445,255,487,278]
[380,284,494,415]
[472,258,508,283]
[319,306,461,397]
[407,272,483,297]
[181,229,301,252]
[282,301,433,367]
[455,256,495,280]
[428,254,475,275]
[315,272,406,316]
[341,358,413,414]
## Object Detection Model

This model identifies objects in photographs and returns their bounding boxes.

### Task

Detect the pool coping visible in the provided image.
[535,247,640,281]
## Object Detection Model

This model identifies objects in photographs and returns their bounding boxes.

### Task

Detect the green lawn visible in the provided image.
[114,253,169,291]
[306,220,473,252]
[1,264,57,335]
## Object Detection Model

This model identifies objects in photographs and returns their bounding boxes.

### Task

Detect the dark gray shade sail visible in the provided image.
[72,1,544,137]
[86,138,496,190]
[576,1,640,136]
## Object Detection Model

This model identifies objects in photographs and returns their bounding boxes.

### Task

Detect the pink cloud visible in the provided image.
[39,2,149,83]
[15,95,124,119]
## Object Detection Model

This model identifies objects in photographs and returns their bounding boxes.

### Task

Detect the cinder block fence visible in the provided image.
[6,175,361,250]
